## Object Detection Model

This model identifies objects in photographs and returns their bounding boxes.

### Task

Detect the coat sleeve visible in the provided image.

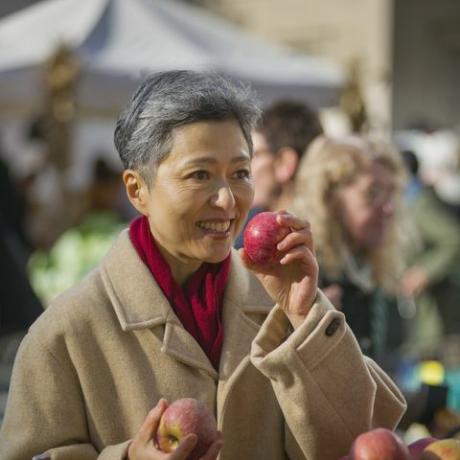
[250,290,407,460]
[0,329,131,460]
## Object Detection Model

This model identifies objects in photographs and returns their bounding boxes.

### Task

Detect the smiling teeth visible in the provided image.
[198,221,231,232]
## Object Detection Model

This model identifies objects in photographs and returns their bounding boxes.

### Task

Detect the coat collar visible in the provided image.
[100,230,274,378]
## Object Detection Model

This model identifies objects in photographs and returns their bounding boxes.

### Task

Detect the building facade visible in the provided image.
[203,0,460,134]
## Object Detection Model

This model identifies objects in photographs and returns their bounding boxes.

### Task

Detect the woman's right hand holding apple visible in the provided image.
[241,211,319,329]
[127,400,222,460]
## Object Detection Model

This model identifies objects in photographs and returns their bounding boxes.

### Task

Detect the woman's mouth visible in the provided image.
[197,219,232,235]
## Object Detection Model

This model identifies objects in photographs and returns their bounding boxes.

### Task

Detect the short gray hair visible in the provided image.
[114,70,260,179]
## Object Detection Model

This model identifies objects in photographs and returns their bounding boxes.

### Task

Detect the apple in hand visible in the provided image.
[407,437,437,459]
[349,428,410,460]
[421,439,460,459]
[243,211,290,265]
[155,398,219,460]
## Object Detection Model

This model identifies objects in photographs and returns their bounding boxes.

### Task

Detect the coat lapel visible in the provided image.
[217,250,274,415]
[100,230,217,377]
[162,321,218,378]
[100,232,274,389]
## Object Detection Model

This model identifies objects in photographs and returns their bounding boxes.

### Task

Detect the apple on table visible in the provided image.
[407,437,437,459]
[349,428,411,460]
[421,438,460,459]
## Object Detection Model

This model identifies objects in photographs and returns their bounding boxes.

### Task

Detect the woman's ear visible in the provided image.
[274,147,299,184]
[122,169,149,215]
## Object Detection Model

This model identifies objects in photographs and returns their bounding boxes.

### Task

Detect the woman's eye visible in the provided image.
[233,169,251,180]
[190,170,210,180]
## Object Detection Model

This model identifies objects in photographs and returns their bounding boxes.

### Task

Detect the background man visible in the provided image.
[235,99,323,248]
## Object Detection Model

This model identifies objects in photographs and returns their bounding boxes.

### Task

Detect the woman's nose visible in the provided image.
[381,200,395,217]
[211,183,236,210]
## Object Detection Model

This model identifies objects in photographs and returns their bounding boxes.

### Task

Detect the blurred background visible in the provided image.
[1,0,460,443]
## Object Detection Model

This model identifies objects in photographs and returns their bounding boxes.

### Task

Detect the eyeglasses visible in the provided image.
[360,184,397,207]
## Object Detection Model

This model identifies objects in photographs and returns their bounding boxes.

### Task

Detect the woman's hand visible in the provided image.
[240,212,318,329]
[399,266,428,298]
[128,400,223,460]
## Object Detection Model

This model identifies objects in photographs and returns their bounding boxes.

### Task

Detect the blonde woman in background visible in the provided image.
[292,135,407,371]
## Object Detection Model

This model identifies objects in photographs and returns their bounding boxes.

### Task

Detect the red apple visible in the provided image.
[155,398,219,460]
[408,437,437,459]
[349,428,410,460]
[243,211,290,265]
[421,439,460,459]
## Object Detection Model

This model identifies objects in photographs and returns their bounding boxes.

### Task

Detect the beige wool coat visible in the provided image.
[0,230,406,460]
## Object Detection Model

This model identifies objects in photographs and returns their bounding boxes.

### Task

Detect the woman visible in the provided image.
[0,72,405,460]
[400,150,460,357]
[292,135,406,369]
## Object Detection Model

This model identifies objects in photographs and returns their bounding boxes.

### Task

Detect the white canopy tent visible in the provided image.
[0,0,345,115]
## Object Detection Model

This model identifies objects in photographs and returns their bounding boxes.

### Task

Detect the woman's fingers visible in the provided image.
[138,399,167,444]
[199,435,223,460]
[280,246,318,275]
[276,212,314,253]
[277,227,314,254]
[128,399,169,459]
[129,401,220,460]
[276,212,310,231]
[239,236,315,276]
[169,434,198,460]
[280,245,309,264]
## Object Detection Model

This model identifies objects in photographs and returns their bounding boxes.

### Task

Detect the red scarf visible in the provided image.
[129,216,230,369]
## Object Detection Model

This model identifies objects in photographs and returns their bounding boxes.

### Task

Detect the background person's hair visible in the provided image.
[255,100,323,160]
[292,135,406,291]
[114,70,260,181]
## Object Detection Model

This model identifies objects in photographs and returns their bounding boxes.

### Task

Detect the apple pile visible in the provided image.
[243,211,290,265]
[155,398,219,460]
[338,427,460,459]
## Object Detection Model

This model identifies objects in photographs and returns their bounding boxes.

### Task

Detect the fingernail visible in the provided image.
[156,398,167,409]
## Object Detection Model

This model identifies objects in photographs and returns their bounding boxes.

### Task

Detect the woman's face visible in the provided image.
[335,161,397,251]
[141,120,254,270]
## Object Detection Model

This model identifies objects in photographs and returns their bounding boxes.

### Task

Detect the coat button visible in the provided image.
[325,318,341,336]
